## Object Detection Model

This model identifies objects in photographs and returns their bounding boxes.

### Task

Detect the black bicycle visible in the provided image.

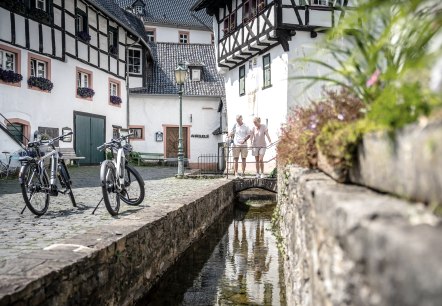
[96,133,145,215]
[18,132,76,216]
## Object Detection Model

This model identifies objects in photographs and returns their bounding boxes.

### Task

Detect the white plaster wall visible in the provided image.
[0,43,128,153]
[0,128,23,166]
[129,95,222,162]
[148,25,212,44]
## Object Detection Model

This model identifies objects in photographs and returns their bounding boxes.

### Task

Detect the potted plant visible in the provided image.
[28,76,54,92]
[110,95,122,105]
[77,31,91,43]
[109,45,118,56]
[77,87,95,98]
[0,68,23,84]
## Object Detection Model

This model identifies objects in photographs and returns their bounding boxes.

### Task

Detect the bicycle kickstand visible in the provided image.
[92,197,104,215]
[20,205,27,214]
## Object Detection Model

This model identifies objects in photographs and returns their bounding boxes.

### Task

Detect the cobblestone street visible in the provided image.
[0,166,227,261]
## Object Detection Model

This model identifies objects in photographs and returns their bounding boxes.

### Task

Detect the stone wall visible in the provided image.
[0,181,235,306]
[277,166,442,306]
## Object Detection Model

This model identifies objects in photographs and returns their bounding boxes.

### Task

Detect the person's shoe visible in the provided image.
[234,173,240,179]
[255,173,260,178]
[260,173,265,179]
[240,173,245,179]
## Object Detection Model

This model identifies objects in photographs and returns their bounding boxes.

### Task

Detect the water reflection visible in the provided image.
[139,202,285,306]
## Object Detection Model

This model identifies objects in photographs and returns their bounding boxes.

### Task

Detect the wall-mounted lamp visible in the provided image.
[190,114,193,123]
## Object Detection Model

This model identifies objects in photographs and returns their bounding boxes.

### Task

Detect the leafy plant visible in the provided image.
[77,87,95,98]
[0,68,23,83]
[28,76,54,92]
[292,0,442,128]
[277,88,365,167]
[77,31,91,42]
[109,45,118,55]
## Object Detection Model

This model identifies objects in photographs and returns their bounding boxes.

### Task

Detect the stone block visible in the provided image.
[350,118,442,205]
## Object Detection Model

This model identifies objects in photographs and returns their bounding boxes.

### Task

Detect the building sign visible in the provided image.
[191,134,209,138]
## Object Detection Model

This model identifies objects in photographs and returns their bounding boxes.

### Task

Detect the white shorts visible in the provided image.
[252,147,266,157]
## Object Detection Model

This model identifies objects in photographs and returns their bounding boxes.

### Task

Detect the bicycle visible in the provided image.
[18,132,76,216]
[0,151,19,179]
[96,133,145,216]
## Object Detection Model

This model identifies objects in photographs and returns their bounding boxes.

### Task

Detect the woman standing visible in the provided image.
[251,117,271,178]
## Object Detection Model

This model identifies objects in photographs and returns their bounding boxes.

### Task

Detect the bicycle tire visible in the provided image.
[59,162,76,207]
[120,164,145,206]
[20,163,50,216]
[101,161,120,216]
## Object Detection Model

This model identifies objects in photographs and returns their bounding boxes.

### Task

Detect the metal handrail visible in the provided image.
[225,140,279,179]
[0,112,29,148]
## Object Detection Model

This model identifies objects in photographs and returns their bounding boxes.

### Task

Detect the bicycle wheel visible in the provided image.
[20,163,50,216]
[59,162,76,207]
[0,163,7,180]
[101,161,120,216]
[120,164,145,206]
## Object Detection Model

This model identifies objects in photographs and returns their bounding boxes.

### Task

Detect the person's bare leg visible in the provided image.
[234,158,239,176]
[259,156,264,174]
[241,157,247,176]
[255,156,260,174]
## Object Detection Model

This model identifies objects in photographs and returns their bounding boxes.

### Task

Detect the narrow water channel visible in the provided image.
[138,200,286,306]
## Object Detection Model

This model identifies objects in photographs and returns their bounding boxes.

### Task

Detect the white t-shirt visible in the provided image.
[232,123,250,146]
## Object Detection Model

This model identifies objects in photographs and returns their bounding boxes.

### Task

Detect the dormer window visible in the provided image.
[134,6,143,14]
[132,0,145,15]
[191,69,201,81]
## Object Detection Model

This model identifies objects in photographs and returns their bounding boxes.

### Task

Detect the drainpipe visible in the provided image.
[126,36,141,129]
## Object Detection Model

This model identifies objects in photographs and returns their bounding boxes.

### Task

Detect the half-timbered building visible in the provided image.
[192,0,356,153]
[0,0,151,164]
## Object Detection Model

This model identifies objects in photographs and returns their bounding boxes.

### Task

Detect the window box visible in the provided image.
[77,87,95,98]
[110,95,122,105]
[0,68,22,84]
[27,76,53,92]
[258,2,266,12]
[77,31,91,43]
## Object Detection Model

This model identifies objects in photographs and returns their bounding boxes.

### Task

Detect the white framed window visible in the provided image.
[78,71,89,88]
[134,6,143,14]
[192,69,201,81]
[110,82,118,96]
[128,49,141,74]
[179,32,189,44]
[36,0,46,11]
[146,29,156,42]
[239,65,245,96]
[30,59,47,78]
[263,54,271,88]
[0,50,16,71]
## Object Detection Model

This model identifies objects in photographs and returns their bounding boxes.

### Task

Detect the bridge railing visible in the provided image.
[225,140,278,179]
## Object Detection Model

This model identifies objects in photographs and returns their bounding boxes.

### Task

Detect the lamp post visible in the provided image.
[174,62,187,178]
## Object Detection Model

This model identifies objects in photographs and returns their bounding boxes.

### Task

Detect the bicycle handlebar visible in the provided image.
[97,133,133,151]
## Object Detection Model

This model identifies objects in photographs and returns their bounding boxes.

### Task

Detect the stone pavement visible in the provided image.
[0,166,227,261]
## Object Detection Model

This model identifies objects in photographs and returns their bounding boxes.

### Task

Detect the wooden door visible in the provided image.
[74,113,105,164]
[165,127,188,158]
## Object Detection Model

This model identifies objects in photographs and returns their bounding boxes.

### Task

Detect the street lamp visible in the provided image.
[174,62,187,178]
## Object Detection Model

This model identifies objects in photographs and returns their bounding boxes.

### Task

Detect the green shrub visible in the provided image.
[277,88,365,167]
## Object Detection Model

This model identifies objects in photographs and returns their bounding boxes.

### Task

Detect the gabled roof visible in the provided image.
[130,42,225,97]
[115,0,213,30]
[87,0,149,46]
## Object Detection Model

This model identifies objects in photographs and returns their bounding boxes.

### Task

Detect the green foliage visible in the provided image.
[292,0,442,129]
[316,119,382,169]
[277,88,365,167]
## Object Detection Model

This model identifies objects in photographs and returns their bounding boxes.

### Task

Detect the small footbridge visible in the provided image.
[233,178,277,193]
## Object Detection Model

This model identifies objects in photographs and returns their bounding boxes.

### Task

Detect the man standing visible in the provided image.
[229,115,251,179]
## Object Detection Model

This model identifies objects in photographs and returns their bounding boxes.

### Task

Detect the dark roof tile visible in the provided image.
[115,0,212,30]
[131,42,225,97]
